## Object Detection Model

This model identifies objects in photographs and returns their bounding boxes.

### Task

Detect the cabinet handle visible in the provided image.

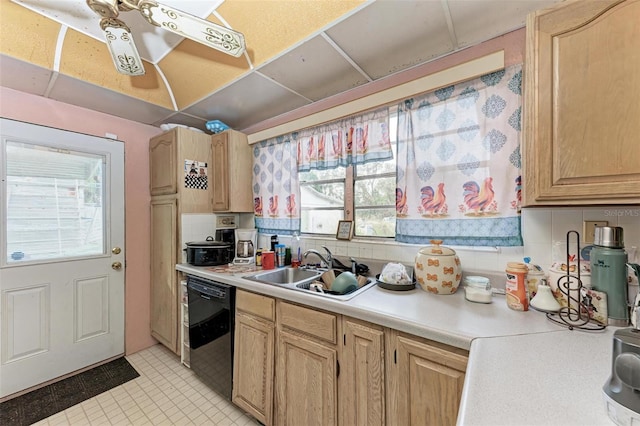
[337,359,340,378]
[394,349,397,364]
[343,334,346,345]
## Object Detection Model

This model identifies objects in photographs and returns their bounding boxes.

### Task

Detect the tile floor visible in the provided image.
[33,344,256,426]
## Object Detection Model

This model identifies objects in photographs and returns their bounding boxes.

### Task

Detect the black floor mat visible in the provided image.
[0,357,139,426]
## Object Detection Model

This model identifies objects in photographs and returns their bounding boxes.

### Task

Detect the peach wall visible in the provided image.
[0,87,161,355]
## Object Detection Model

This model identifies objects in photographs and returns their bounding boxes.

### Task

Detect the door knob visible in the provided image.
[112,261,122,270]
[112,247,121,254]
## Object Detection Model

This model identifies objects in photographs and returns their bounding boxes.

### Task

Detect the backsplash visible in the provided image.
[185,207,638,277]
[263,206,639,277]
[521,206,639,270]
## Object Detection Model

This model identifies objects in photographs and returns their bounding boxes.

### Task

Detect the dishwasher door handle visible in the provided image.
[199,293,212,300]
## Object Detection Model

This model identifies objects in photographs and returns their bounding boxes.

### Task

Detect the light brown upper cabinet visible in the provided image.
[523,0,640,205]
[150,127,212,204]
[211,129,253,212]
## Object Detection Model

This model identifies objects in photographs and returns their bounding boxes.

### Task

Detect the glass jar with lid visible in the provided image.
[463,276,492,303]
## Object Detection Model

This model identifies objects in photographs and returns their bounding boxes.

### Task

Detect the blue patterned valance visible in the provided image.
[395,64,523,246]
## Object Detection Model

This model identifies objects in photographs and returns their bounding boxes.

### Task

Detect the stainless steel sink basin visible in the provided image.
[295,277,376,301]
[244,267,376,301]
[248,267,321,285]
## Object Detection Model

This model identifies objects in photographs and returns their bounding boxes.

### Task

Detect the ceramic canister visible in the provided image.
[547,261,591,309]
[415,240,462,294]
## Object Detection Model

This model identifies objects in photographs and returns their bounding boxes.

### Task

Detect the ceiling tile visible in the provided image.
[448,0,561,48]
[0,54,53,96]
[48,75,174,124]
[159,40,250,109]
[1,1,60,69]
[183,72,310,131]
[259,35,370,102]
[219,0,365,68]
[326,1,455,80]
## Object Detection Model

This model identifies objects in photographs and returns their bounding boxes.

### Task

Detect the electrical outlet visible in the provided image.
[583,221,608,244]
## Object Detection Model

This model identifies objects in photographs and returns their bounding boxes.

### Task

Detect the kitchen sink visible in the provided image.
[244,267,376,301]
[248,267,322,285]
[295,276,376,301]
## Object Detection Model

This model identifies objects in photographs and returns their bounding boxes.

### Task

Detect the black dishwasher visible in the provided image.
[187,276,235,400]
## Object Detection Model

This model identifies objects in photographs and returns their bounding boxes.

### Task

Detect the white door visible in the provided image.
[0,118,125,398]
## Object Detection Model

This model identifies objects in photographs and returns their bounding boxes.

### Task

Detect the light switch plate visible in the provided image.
[583,221,608,244]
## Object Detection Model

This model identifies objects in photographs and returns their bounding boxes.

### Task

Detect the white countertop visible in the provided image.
[176,263,616,425]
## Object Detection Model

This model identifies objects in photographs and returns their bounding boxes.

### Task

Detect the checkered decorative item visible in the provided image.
[185,175,208,190]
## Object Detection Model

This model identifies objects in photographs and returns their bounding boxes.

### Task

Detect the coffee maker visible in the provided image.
[603,328,640,425]
[215,228,235,264]
[234,228,256,265]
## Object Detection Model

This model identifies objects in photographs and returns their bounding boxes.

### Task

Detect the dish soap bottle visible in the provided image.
[291,231,301,267]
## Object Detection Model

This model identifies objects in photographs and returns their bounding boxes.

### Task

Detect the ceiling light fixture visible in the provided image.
[86,0,246,76]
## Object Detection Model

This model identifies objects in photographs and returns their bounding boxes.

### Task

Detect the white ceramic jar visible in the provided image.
[463,276,492,303]
[415,240,462,294]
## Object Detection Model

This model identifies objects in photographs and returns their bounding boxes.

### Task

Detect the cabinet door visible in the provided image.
[226,130,254,212]
[233,312,274,425]
[177,128,214,213]
[523,0,640,205]
[211,132,230,211]
[149,130,177,196]
[275,330,337,426]
[386,331,467,426]
[150,197,179,354]
[340,318,385,426]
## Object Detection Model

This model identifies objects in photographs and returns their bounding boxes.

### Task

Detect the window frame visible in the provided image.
[299,143,398,240]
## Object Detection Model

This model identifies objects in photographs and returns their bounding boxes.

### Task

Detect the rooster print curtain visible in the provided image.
[297,107,392,171]
[252,135,300,235]
[395,64,523,246]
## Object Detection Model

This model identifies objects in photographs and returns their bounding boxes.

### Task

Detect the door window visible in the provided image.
[4,141,106,264]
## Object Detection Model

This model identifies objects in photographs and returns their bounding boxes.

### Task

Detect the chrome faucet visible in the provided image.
[303,246,333,268]
[350,257,358,275]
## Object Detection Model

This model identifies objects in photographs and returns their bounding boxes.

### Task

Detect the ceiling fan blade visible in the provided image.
[137,0,246,58]
[100,18,146,76]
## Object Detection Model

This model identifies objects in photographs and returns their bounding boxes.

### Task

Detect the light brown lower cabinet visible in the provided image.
[232,292,468,426]
[232,291,275,425]
[340,318,385,426]
[386,330,469,426]
[275,329,338,426]
[275,300,339,426]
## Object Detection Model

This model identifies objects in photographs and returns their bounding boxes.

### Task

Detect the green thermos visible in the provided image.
[591,226,635,326]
